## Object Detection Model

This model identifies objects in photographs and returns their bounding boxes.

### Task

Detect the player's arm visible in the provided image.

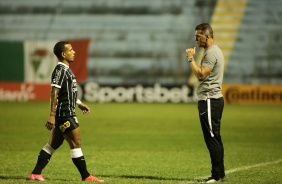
[76,99,90,115]
[50,86,59,116]
[45,86,60,130]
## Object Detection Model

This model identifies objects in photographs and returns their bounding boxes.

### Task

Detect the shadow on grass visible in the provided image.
[0,175,205,183]
[0,175,25,180]
[0,175,74,182]
[99,174,204,183]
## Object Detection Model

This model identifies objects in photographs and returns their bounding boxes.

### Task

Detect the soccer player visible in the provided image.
[28,41,104,182]
[185,23,226,183]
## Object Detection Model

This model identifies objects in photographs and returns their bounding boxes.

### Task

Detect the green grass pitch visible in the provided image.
[0,102,281,183]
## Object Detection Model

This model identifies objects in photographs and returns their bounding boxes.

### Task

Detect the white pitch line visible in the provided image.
[179,159,282,183]
[200,158,282,179]
[225,158,282,174]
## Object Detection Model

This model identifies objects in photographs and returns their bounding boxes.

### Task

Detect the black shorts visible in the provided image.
[55,116,79,134]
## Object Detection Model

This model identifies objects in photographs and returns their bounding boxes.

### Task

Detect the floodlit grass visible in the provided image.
[0,102,281,183]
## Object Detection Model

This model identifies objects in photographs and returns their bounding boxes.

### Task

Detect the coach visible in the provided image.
[186,23,226,183]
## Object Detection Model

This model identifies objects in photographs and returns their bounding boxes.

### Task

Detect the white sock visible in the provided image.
[70,148,83,158]
[42,143,55,155]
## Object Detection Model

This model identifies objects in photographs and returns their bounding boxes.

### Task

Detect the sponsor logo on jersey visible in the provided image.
[72,79,78,92]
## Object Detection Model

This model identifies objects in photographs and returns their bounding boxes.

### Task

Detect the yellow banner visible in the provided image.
[223,84,282,104]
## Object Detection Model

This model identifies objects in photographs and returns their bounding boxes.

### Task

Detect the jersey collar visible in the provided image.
[58,62,69,68]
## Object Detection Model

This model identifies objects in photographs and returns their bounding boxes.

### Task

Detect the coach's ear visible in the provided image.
[62,52,65,59]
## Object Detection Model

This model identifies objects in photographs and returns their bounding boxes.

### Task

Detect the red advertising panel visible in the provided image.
[0,82,50,101]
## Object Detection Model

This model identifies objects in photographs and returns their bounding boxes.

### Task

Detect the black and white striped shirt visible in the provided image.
[51,62,78,117]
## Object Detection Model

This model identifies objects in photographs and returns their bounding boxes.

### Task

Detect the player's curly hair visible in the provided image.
[195,23,213,38]
[53,41,70,61]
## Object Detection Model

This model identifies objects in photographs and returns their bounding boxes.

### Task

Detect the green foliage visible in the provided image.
[0,102,281,183]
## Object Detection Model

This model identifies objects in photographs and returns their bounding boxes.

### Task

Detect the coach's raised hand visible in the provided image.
[185,47,196,59]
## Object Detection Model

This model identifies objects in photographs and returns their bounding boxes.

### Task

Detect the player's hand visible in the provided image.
[78,103,90,115]
[45,116,55,131]
[185,47,196,59]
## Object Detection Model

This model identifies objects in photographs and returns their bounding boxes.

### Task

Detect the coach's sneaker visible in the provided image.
[83,174,104,182]
[220,176,226,182]
[28,173,45,181]
[204,176,225,183]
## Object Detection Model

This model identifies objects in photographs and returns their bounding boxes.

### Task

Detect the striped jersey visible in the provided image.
[51,62,78,117]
